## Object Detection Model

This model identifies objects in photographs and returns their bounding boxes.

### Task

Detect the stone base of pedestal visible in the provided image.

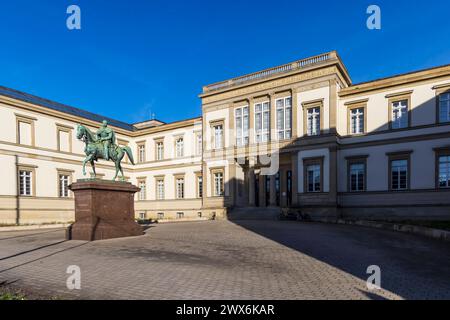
[68,180,144,241]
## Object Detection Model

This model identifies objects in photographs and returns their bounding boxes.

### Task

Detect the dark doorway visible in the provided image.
[254,174,260,207]
[287,170,292,207]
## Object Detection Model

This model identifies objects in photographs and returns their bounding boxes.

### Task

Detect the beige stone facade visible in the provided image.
[1,51,450,225]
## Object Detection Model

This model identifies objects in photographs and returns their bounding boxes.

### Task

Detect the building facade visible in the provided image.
[1,51,450,225]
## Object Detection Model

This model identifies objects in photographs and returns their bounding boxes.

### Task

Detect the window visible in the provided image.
[306,164,321,193]
[198,212,202,218]
[391,100,409,129]
[195,133,202,156]
[138,143,146,163]
[349,107,365,134]
[59,174,70,198]
[156,141,164,161]
[139,212,146,220]
[157,212,164,220]
[57,126,72,152]
[18,121,32,145]
[276,97,292,140]
[176,177,185,199]
[175,137,184,158]
[213,172,224,196]
[307,107,321,136]
[235,106,249,146]
[438,155,450,188]
[255,102,270,143]
[439,92,450,123]
[176,212,184,219]
[138,180,146,200]
[349,162,366,192]
[197,175,203,198]
[390,159,409,191]
[156,179,164,200]
[19,170,32,196]
[213,124,223,149]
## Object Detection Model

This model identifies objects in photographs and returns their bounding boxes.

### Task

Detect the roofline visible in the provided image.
[340,63,450,97]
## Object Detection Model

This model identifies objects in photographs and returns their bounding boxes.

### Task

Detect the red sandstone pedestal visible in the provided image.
[68,180,144,241]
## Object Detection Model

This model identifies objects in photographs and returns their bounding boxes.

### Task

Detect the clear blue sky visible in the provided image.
[0,0,449,124]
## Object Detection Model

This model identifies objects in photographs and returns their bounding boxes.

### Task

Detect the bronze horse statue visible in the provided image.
[76,123,135,181]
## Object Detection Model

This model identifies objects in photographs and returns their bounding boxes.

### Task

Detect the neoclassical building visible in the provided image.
[1,51,450,225]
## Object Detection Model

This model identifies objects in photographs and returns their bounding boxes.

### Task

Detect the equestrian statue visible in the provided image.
[76,120,135,181]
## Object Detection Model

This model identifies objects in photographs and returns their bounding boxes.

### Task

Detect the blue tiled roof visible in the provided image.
[0,86,136,131]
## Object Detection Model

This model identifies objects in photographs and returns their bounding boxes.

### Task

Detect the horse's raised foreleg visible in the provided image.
[90,159,97,178]
[113,160,119,181]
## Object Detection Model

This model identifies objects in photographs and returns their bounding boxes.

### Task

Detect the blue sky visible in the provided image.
[0,0,449,124]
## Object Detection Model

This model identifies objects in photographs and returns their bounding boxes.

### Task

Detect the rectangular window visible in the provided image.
[349,163,365,192]
[439,92,450,123]
[391,100,409,129]
[196,133,203,156]
[139,212,146,220]
[177,212,184,219]
[156,179,164,200]
[306,164,321,193]
[307,107,321,136]
[438,155,450,188]
[19,170,32,196]
[18,121,32,146]
[58,130,71,152]
[138,144,146,163]
[156,141,164,161]
[276,97,292,140]
[214,172,224,196]
[176,178,185,199]
[197,175,203,198]
[391,159,408,190]
[175,138,184,158]
[255,102,270,143]
[138,180,146,200]
[59,174,70,198]
[350,107,365,134]
[235,106,249,146]
[213,124,223,149]
[157,212,164,220]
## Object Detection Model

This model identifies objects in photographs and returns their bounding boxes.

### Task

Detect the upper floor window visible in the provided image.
[438,155,450,188]
[175,137,184,158]
[276,97,292,140]
[439,92,450,123]
[59,174,70,198]
[255,102,270,143]
[19,170,33,196]
[213,124,223,149]
[391,100,409,129]
[138,180,146,200]
[235,106,249,146]
[307,107,321,136]
[350,107,365,134]
[195,133,202,156]
[156,179,165,200]
[16,114,36,146]
[390,159,409,191]
[213,172,224,196]
[176,177,185,199]
[138,143,146,163]
[57,125,72,153]
[156,141,164,161]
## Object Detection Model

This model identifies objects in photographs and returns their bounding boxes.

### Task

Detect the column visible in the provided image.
[329,146,338,206]
[291,153,299,206]
[269,175,277,206]
[248,168,255,206]
[259,174,265,207]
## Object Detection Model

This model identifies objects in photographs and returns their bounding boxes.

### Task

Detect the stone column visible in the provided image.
[269,175,277,206]
[291,153,299,206]
[248,168,255,206]
[259,174,265,207]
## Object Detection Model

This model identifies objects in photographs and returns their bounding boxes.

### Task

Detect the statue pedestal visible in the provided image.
[68,180,143,241]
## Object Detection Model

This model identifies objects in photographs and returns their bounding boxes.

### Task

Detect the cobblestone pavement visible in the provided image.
[1,220,450,300]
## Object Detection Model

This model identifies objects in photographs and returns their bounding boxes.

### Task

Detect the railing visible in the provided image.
[203,52,335,93]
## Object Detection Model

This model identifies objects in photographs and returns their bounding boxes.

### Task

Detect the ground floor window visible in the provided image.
[19,170,32,196]
[138,180,146,200]
[176,212,184,219]
[213,171,224,197]
[306,164,321,192]
[176,178,185,199]
[59,174,70,198]
[438,155,450,188]
[390,159,409,190]
[349,162,366,192]
[157,212,164,220]
[156,179,164,200]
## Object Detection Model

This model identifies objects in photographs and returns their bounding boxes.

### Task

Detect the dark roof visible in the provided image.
[0,85,136,131]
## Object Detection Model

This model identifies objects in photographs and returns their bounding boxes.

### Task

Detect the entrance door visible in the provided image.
[286,170,292,207]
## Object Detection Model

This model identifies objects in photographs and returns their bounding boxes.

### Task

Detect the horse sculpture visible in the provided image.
[76,123,135,181]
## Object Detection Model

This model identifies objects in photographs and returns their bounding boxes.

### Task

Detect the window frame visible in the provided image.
[195,172,203,198]
[235,105,249,147]
[210,120,225,150]
[17,165,36,197]
[210,167,225,197]
[347,104,367,135]
[154,138,164,161]
[174,175,185,199]
[387,92,412,130]
[174,136,184,158]
[434,147,450,189]
[57,169,73,198]
[303,157,324,193]
[345,156,368,193]
[387,151,412,191]
[275,96,292,141]
[15,114,37,147]
[436,89,450,124]
[56,124,73,153]
[137,177,147,201]
[155,176,165,200]
[136,141,146,163]
[254,101,271,143]
[302,99,324,137]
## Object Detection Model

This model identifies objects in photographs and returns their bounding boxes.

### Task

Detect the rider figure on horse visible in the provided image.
[96,120,116,161]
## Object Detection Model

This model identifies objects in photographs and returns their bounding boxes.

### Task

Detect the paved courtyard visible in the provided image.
[1,220,450,300]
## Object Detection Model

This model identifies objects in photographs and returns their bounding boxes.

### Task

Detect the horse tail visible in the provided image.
[123,146,135,165]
